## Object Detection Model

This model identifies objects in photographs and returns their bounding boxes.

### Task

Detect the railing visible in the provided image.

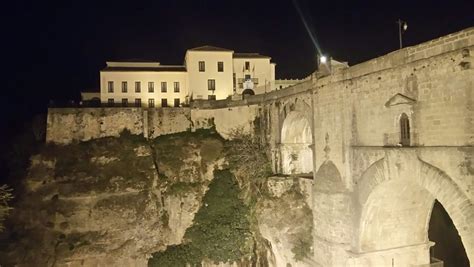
[412,257,443,267]
[237,78,259,88]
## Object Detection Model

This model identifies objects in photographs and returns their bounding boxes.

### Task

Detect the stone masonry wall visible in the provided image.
[308,27,474,266]
[47,105,260,144]
[47,108,145,144]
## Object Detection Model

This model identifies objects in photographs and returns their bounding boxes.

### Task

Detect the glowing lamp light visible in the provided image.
[320,55,327,64]
[403,22,408,31]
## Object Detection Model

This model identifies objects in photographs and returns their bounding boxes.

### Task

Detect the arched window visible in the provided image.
[400,113,410,146]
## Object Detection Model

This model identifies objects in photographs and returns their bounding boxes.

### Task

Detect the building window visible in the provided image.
[208,95,216,100]
[122,98,128,107]
[199,61,205,72]
[174,82,180,93]
[400,113,410,146]
[161,98,168,107]
[135,98,141,107]
[161,82,167,93]
[108,81,114,93]
[107,98,114,106]
[135,81,141,93]
[122,81,127,93]
[148,98,155,108]
[208,79,216,91]
[148,82,154,93]
[245,74,251,81]
[174,98,180,107]
[245,61,250,71]
[218,61,224,72]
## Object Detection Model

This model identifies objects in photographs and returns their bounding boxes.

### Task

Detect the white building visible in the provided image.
[99,46,283,107]
[100,60,187,108]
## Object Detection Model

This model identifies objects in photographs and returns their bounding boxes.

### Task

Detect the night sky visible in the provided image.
[1,0,473,125]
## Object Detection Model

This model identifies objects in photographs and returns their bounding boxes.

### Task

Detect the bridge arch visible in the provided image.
[354,155,472,266]
[280,111,313,174]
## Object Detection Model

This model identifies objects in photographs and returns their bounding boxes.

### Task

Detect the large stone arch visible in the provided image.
[352,151,473,266]
[280,111,313,174]
[277,97,314,175]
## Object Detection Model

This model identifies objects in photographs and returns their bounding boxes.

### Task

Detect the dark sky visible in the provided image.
[1,0,473,123]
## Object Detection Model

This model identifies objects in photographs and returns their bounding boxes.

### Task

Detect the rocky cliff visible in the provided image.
[0,129,313,267]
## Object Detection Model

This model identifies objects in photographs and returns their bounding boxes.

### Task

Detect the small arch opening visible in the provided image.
[400,113,410,146]
[242,89,255,98]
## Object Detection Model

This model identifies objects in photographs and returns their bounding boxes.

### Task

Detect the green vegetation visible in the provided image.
[224,128,272,203]
[148,129,275,266]
[166,181,202,196]
[0,184,13,232]
[291,228,313,261]
[8,124,311,264]
[291,202,313,261]
[257,183,314,262]
[42,129,150,179]
[152,128,224,173]
[148,169,253,267]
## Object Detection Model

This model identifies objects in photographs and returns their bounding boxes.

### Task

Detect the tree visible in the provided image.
[224,128,272,202]
[0,184,13,232]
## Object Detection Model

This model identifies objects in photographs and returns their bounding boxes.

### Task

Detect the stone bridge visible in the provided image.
[258,27,473,266]
[46,27,474,266]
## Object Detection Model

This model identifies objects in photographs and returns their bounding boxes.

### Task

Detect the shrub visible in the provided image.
[0,184,13,232]
[224,128,272,202]
[148,169,253,266]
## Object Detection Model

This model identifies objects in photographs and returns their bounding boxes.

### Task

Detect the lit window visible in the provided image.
[208,79,215,91]
[174,82,180,93]
[148,82,154,93]
[121,81,127,93]
[161,82,167,93]
[122,98,128,107]
[108,81,114,93]
[174,98,180,107]
[135,81,141,93]
[199,61,205,72]
[135,98,141,107]
[161,98,168,107]
[245,61,250,71]
[218,61,224,72]
[148,98,155,108]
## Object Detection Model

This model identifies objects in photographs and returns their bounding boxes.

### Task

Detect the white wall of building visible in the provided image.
[99,47,279,104]
[185,50,234,100]
[100,71,188,107]
[233,58,275,95]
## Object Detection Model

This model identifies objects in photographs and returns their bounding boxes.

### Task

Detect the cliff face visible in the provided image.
[0,130,314,267]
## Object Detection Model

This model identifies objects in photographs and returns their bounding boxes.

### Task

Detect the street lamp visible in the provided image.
[320,55,327,64]
[397,19,408,49]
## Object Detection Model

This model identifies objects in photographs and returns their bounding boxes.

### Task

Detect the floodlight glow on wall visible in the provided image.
[320,55,327,64]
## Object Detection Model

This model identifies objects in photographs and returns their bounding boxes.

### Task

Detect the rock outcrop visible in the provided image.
[0,130,314,267]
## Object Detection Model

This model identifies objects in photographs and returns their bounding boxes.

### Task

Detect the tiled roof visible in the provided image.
[101,66,186,72]
[188,45,233,52]
[108,58,157,62]
[233,53,271,59]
